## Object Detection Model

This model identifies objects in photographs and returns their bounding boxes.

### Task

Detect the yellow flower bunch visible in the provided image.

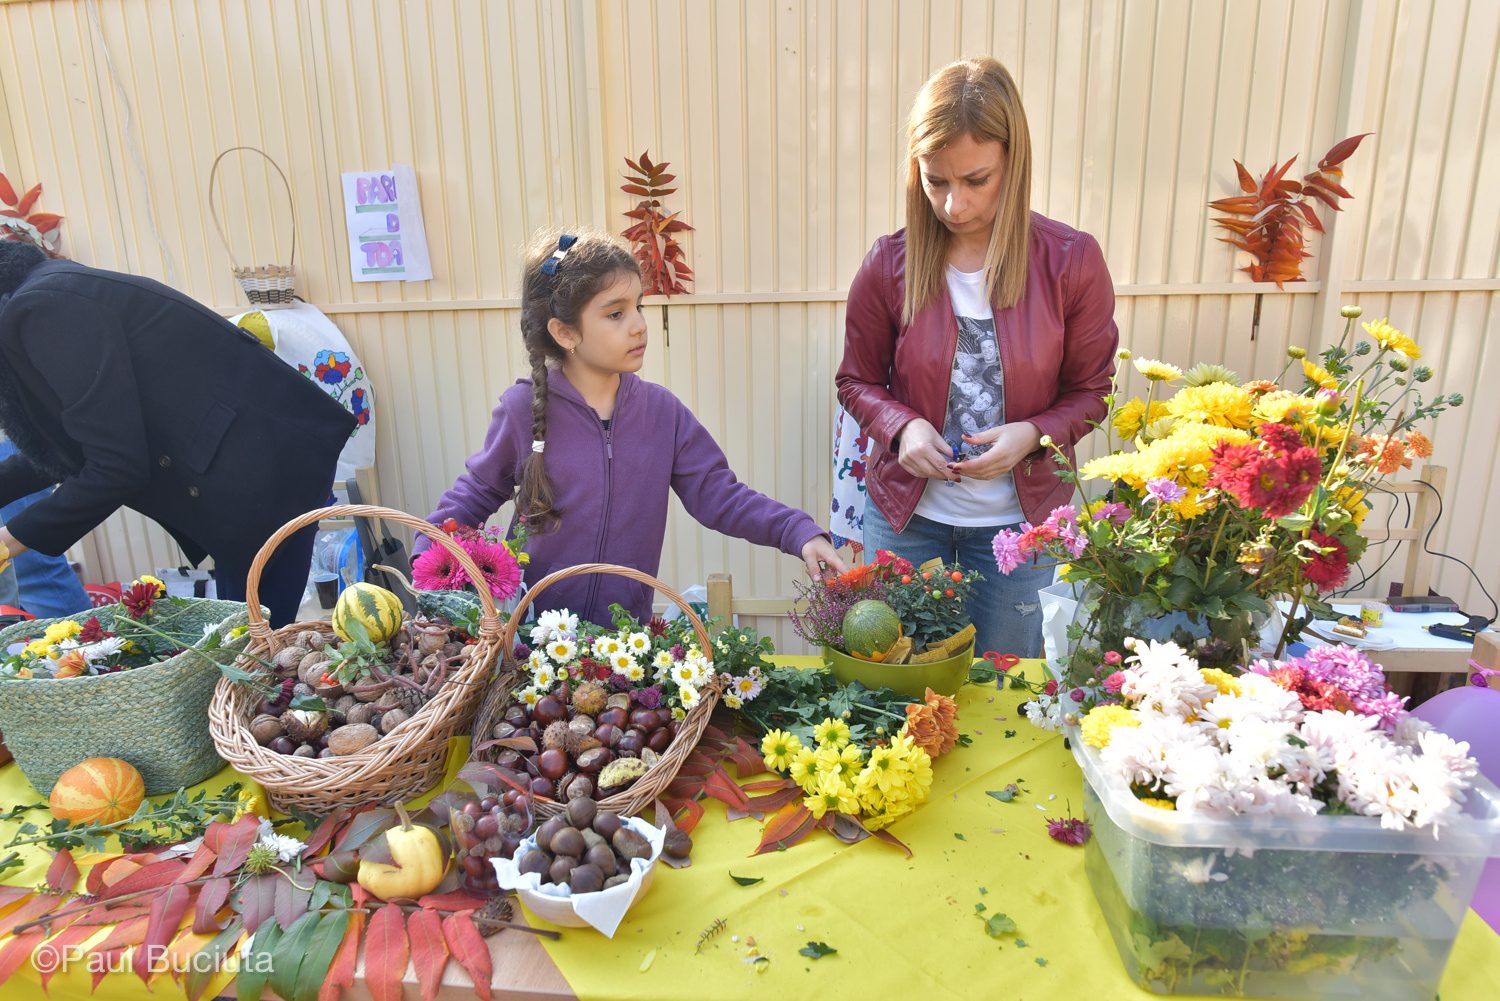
[23,620,82,659]
[777,719,936,829]
[1199,668,1243,696]
[1080,704,1141,749]
[1165,383,1254,429]
[1112,398,1171,440]
[1363,317,1421,359]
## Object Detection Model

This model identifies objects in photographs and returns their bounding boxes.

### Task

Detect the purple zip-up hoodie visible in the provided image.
[419,367,827,626]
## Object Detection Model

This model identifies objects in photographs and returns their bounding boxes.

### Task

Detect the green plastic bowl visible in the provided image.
[822,642,974,699]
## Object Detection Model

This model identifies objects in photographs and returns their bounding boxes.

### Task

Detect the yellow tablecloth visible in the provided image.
[2,660,1497,1001]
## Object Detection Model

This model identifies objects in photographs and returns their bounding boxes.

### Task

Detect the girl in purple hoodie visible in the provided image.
[422,231,844,626]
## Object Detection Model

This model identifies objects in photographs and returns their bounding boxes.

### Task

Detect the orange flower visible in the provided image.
[901,687,960,758]
[1404,429,1433,459]
[1352,433,1411,474]
[52,651,89,679]
[1242,379,1278,395]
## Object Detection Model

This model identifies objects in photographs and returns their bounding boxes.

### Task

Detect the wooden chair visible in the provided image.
[1361,464,1446,600]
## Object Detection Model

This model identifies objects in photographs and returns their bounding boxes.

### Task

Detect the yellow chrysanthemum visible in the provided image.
[1165,383,1254,429]
[1111,398,1172,440]
[1138,423,1250,488]
[815,743,861,783]
[1253,390,1311,425]
[760,729,803,773]
[1362,317,1422,359]
[1301,359,1339,390]
[1171,487,1216,520]
[1080,704,1142,749]
[1079,452,1151,489]
[137,574,168,597]
[1133,358,1183,382]
[1184,363,1240,387]
[1139,798,1177,811]
[861,798,917,831]
[1199,668,1244,697]
[813,717,852,749]
[44,621,81,644]
[1333,485,1370,529]
[804,773,860,820]
[789,747,823,792]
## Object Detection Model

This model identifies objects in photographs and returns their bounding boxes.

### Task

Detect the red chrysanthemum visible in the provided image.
[1045,816,1091,846]
[1302,529,1351,591]
[120,581,159,620]
[1258,422,1306,455]
[1208,441,1260,502]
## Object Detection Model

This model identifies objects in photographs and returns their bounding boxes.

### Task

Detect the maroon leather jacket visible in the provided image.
[836,213,1118,531]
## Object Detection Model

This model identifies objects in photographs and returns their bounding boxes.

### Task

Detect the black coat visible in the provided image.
[0,260,356,567]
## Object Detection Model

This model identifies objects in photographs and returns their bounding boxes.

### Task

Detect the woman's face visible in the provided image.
[918,133,1006,236]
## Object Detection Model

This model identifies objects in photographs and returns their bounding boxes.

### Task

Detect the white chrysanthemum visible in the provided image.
[530,609,578,647]
[679,685,701,710]
[532,665,555,689]
[255,819,307,863]
[624,664,645,682]
[80,636,129,663]
[517,686,541,707]
[608,652,635,676]
[653,650,674,670]
[672,661,706,688]
[527,650,548,673]
[626,632,651,654]
[546,637,577,665]
[733,673,764,700]
[723,693,744,710]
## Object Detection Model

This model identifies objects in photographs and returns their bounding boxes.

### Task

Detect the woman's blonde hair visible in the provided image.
[903,57,1032,323]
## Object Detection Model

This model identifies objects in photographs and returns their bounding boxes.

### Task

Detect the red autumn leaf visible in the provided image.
[100,859,186,900]
[728,737,767,778]
[702,766,752,812]
[317,909,364,1001]
[0,894,62,937]
[177,841,219,883]
[26,212,61,233]
[620,183,653,197]
[1234,160,1256,193]
[441,912,493,1001]
[74,899,153,926]
[743,785,806,814]
[0,173,15,205]
[193,876,232,934]
[0,929,46,987]
[238,872,279,933]
[415,890,488,912]
[1320,132,1372,168]
[871,826,914,858]
[86,856,137,896]
[752,803,818,856]
[134,882,192,983]
[302,809,351,858]
[624,156,643,173]
[669,796,705,834]
[408,909,450,1001]
[16,183,42,215]
[273,867,313,929]
[205,815,259,876]
[0,887,29,911]
[84,915,149,991]
[45,849,80,894]
[639,150,654,172]
[365,903,410,1001]
[38,922,97,993]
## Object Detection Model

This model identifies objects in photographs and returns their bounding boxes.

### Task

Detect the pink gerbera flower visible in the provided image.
[412,545,462,591]
[458,537,523,600]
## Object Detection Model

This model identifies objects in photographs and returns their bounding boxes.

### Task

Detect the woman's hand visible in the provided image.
[896,418,959,481]
[951,422,1043,480]
[801,536,848,581]
[0,527,26,574]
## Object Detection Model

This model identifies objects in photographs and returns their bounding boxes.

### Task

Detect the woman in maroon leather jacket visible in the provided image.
[836,57,1118,658]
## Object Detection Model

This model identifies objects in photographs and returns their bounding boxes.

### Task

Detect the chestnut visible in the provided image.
[568,862,604,894]
[575,747,613,773]
[647,727,672,753]
[592,812,623,840]
[594,723,620,747]
[495,750,525,771]
[548,855,577,886]
[597,707,628,729]
[269,736,298,755]
[474,815,500,840]
[503,705,531,727]
[616,730,646,756]
[537,748,569,781]
[629,708,659,731]
[536,816,568,853]
[533,696,566,725]
[529,776,556,798]
[551,826,586,859]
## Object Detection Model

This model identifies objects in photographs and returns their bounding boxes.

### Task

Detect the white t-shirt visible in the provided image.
[912,265,1024,527]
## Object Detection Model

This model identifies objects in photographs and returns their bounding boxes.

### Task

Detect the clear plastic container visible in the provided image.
[1075,738,1500,999]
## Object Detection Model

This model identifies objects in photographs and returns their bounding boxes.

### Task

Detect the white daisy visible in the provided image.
[610,652,636,676]
[678,685,700,710]
[518,687,541,707]
[723,693,744,710]
[532,665,555,689]
[652,650,674,670]
[624,664,646,682]
[255,819,306,863]
[626,632,651,654]
[546,638,577,664]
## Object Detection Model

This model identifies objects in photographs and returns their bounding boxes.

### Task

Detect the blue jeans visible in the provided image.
[862,504,1048,659]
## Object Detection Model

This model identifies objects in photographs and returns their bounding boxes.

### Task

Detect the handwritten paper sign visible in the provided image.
[341,164,433,282]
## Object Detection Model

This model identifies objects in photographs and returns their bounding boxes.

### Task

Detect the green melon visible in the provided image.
[842,600,902,659]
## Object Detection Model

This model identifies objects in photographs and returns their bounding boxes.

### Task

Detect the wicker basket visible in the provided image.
[471,563,723,820]
[0,601,254,795]
[207,505,504,815]
[209,146,298,307]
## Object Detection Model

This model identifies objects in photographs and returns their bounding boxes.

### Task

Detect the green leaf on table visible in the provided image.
[293,909,349,1001]
[1035,957,1049,967]
[236,921,283,1001]
[987,784,1022,803]
[729,873,764,887]
[984,913,1018,938]
[1004,729,1017,738]
[956,733,974,747]
[268,910,323,1001]
[799,941,837,960]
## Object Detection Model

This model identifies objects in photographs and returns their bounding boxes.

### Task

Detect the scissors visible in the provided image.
[983,651,1021,673]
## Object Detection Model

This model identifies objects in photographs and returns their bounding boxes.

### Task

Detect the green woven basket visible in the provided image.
[0,599,255,795]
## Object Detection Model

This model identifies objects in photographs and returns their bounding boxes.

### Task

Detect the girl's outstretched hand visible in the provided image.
[801,536,848,582]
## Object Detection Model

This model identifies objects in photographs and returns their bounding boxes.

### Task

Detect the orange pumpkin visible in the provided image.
[49,758,146,824]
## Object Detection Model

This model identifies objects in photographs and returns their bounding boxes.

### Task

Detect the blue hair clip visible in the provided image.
[540,234,578,276]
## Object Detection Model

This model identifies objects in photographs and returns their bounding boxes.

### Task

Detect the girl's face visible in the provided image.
[550,271,648,375]
[918,132,1006,236]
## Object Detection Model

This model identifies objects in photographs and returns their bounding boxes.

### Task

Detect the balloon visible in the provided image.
[1411,685,1500,933]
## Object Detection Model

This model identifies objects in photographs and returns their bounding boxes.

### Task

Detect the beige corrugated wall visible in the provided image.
[0,0,1495,648]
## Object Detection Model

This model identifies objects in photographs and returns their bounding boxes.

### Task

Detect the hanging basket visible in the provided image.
[209,146,298,307]
[470,563,722,820]
[207,505,504,815]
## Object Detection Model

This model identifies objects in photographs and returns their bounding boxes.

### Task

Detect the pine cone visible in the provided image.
[391,686,428,716]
